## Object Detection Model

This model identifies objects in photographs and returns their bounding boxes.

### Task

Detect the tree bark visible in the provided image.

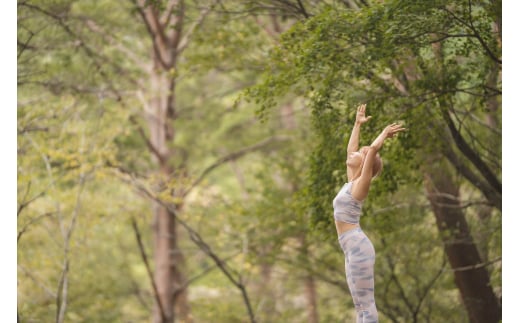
[146,73,191,323]
[304,274,319,323]
[257,261,276,322]
[424,166,501,323]
[281,101,319,323]
[135,0,194,321]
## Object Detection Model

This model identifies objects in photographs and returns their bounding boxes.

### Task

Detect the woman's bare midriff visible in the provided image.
[335,221,360,236]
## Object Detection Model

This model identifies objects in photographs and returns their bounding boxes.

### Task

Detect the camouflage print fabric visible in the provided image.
[333,182,363,224]
[338,227,378,323]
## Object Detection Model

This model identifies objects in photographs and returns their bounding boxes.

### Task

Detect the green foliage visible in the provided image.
[246,0,501,221]
[18,0,501,322]
[243,0,501,321]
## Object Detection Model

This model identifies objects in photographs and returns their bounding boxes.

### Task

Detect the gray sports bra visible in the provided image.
[332,182,363,224]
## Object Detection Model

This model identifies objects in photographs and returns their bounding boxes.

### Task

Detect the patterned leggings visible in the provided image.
[338,227,378,323]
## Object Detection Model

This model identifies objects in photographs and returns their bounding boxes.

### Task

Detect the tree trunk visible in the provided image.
[258,261,277,321]
[136,1,193,321]
[147,68,177,323]
[293,235,319,323]
[152,200,175,323]
[424,166,501,323]
[302,251,319,323]
[172,203,192,323]
[147,71,191,323]
[280,102,319,323]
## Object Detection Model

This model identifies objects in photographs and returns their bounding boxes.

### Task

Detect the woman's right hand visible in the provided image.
[355,104,372,124]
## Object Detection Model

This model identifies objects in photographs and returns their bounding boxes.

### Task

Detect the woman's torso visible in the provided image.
[333,181,364,236]
[335,221,359,236]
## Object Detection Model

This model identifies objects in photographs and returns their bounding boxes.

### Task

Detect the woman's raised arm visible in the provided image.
[351,123,406,201]
[347,104,371,155]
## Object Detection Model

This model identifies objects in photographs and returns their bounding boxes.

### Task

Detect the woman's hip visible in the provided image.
[338,227,375,256]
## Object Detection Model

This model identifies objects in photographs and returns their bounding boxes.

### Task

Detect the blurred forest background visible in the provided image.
[17,0,502,322]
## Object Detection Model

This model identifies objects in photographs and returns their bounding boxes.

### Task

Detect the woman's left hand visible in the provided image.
[383,123,406,139]
[371,123,406,150]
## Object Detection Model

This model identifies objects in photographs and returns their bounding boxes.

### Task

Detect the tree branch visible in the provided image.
[19,2,130,100]
[450,107,501,170]
[18,264,57,298]
[177,1,216,55]
[129,115,166,163]
[125,178,257,323]
[173,252,242,299]
[17,181,37,216]
[440,107,501,195]
[17,30,36,59]
[180,217,257,323]
[132,0,170,69]
[160,0,178,27]
[17,212,54,242]
[382,240,416,316]
[438,145,501,211]
[56,170,88,323]
[131,217,168,323]
[184,135,290,196]
[448,257,501,272]
[17,126,50,134]
[440,6,501,64]
[295,0,309,18]
[413,258,447,319]
[83,18,149,72]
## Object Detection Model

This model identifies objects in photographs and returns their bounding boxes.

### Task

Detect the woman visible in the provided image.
[333,104,405,322]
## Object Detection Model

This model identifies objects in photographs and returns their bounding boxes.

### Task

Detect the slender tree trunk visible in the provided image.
[147,69,176,323]
[304,275,319,323]
[152,202,175,322]
[136,1,193,321]
[147,70,191,323]
[287,235,319,323]
[424,166,501,323]
[172,203,192,323]
[257,261,276,321]
[280,102,319,323]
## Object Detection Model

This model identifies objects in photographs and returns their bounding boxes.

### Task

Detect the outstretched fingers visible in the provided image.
[355,104,372,124]
[387,123,406,137]
[357,103,366,112]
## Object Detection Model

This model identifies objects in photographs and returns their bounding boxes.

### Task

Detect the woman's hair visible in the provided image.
[372,153,383,178]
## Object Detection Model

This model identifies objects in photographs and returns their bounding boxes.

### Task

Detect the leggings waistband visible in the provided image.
[338,227,363,241]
